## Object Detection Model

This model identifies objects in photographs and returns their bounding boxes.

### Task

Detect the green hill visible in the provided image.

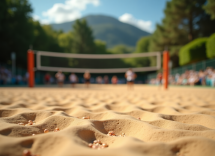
[50,14,151,48]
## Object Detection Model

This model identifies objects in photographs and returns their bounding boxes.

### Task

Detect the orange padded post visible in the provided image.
[163,51,169,90]
[28,49,34,88]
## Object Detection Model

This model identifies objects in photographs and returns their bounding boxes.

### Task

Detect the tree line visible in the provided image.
[138,0,215,68]
[0,0,215,70]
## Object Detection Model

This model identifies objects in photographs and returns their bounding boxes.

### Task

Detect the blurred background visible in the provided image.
[0,0,215,86]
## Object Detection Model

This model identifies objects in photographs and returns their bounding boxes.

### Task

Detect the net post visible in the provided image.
[28,49,34,88]
[163,51,169,90]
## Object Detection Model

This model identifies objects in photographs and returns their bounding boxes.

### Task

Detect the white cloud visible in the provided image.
[33,15,40,21]
[42,0,100,24]
[119,13,153,33]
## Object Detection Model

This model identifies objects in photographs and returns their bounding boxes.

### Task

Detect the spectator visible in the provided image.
[69,73,78,87]
[211,69,215,87]
[16,75,22,84]
[84,71,91,88]
[198,70,205,85]
[149,67,215,87]
[111,76,118,85]
[182,74,188,85]
[157,73,162,86]
[55,71,65,87]
[125,68,137,90]
[104,75,109,84]
[96,76,103,84]
[23,72,29,84]
[175,73,180,83]
[44,73,51,84]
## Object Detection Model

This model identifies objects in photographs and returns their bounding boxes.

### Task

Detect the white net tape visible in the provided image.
[36,51,161,73]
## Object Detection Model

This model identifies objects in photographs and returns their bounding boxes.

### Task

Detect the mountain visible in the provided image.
[50,15,151,48]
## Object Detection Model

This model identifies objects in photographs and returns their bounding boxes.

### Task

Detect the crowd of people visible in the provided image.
[51,68,137,89]
[149,67,215,87]
[0,65,137,87]
[3,64,214,88]
[0,66,28,85]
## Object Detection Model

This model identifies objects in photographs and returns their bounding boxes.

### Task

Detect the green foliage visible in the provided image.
[33,23,67,67]
[94,40,107,54]
[107,42,151,68]
[179,38,208,65]
[109,44,135,54]
[2,0,215,70]
[149,0,215,67]
[0,0,151,70]
[32,21,64,52]
[58,32,73,53]
[136,36,151,53]
[72,19,95,54]
[132,36,152,67]
[69,19,96,68]
[0,0,34,67]
[0,0,67,67]
[206,33,215,58]
[169,46,183,67]
[150,0,206,52]
[124,57,151,68]
[204,0,215,20]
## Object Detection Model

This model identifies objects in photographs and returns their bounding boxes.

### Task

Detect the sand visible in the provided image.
[0,85,215,156]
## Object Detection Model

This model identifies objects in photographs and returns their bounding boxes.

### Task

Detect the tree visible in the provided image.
[204,0,215,20]
[149,0,215,67]
[197,13,215,37]
[124,56,151,68]
[179,38,208,65]
[109,44,134,54]
[136,36,151,52]
[133,36,151,67]
[72,19,95,54]
[0,0,34,67]
[206,33,215,58]
[94,40,107,54]
[167,0,207,41]
[58,32,73,53]
[31,21,64,52]
[70,19,95,68]
[29,20,68,68]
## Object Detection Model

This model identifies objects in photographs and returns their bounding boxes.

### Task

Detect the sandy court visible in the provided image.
[0,85,215,156]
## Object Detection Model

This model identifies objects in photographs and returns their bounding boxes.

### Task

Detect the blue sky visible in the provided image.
[29,0,168,33]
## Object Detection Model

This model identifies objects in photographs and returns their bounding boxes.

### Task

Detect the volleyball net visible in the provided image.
[27,49,169,88]
[36,51,161,73]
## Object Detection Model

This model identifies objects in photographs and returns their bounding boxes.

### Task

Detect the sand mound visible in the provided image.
[0,85,215,156]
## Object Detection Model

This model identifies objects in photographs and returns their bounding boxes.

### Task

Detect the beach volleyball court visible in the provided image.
[0,85,215,156]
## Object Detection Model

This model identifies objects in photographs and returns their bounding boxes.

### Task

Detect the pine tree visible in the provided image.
[149,0,214,67]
